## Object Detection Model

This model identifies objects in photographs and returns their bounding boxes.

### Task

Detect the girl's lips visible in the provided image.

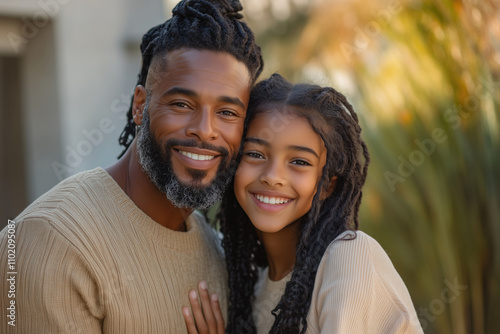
[253,193,292,205]
[250,193,294,213]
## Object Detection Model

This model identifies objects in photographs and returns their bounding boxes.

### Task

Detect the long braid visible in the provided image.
[220,74,370,333]
[117,0,263,158]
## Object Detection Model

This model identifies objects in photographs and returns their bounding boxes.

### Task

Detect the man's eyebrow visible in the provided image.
[243,137,269,146]
[289,145,320,158]
[161,87,198,98]
[162,87,245,109]
[218,96,245,109]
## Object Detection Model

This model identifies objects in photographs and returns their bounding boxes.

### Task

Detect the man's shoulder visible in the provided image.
[2,167,127,252]
[55,167,110,193]
[15,167,114,224]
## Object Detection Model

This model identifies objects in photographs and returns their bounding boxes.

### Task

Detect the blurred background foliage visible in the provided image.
[239,0,500,332]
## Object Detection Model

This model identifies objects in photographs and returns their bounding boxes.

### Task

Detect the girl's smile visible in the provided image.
[234,108,327,234]
[250,190,295,213]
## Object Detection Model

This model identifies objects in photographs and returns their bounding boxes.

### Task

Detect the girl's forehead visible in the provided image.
[250,104,332,141]
[249,105,306,126]
[247,107,303,132]
[247,109,324,143]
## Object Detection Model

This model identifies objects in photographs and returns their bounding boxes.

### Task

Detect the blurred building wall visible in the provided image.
[0,0,166,226]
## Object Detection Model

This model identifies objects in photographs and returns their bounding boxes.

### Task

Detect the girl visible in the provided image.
[183,74,423,333]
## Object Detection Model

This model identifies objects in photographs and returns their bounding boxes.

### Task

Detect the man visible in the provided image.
[0,0,263,332]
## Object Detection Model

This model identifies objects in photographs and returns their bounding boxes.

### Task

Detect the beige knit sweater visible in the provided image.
[0,168,228,333]
[252,231,424,333]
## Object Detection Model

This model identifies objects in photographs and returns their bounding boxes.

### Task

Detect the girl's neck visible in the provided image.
[259,220,300,281]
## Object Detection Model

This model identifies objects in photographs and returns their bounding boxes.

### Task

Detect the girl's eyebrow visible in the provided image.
[243,137,320,158]
[289,145,320,158]
[243,137,268,146]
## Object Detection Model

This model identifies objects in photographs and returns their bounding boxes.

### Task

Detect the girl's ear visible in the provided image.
[320,176,338,201]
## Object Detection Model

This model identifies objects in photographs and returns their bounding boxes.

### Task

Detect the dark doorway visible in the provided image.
[1,56,27,229]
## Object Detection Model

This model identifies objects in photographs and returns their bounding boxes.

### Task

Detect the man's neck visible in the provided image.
[106,143,192,231]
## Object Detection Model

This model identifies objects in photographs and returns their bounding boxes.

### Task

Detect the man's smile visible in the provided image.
[177,150,216,161]
[173,147,222,170]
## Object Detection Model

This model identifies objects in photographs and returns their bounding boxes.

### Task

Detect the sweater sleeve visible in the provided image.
[307,232,423,334]
[0,217,104,334]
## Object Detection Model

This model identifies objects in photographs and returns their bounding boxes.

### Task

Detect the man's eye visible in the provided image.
[174,102,189,108]
[220,110,237,117]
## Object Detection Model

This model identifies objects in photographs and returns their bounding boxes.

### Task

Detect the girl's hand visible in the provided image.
[182,281,225,334]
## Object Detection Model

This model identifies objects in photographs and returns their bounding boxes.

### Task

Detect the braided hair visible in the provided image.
[220,73,370,333]
[118,0,263,158]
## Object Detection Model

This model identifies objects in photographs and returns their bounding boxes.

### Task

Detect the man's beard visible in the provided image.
[136,106,238,210]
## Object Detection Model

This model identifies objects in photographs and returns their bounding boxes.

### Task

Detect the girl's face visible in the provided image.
[234,108,327,234]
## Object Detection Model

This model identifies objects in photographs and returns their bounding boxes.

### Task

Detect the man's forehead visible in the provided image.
[147,48,251,87]
[146,48,252,98]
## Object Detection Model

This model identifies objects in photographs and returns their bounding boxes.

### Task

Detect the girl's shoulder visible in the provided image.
[309,230,423,333]
[318,230,405,287]
[324,229,394,270]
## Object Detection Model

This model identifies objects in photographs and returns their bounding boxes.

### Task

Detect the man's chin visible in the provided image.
[175,181,214,191]
[175,171,218,188]
[162,179,223,210]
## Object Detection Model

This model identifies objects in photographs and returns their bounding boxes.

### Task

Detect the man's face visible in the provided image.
[133,49,251,209]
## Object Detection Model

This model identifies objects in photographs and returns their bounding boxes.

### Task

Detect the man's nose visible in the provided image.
[185,108,218,142]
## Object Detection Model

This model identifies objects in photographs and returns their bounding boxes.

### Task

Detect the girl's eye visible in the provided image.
[291,159,311,166]
[244,151,264,159]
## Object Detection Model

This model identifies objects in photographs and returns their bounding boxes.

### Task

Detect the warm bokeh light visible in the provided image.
[240,0,500,333]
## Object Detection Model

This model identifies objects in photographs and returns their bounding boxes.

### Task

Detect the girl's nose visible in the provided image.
[259,160,286,187]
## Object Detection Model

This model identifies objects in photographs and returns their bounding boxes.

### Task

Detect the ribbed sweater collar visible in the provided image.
[88,167,206,252]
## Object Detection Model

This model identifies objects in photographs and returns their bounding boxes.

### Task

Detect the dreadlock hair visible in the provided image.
[219,73,370,334]
[117,0,263,158]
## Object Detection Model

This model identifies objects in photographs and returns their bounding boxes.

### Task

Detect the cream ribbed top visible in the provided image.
[0,168,228,333]
[252,231,423,333]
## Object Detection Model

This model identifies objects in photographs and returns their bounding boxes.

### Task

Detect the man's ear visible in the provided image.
[320,176,338,201]
[132,85,148,126]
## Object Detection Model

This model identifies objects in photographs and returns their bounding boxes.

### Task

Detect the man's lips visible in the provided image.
[172,147,221,170]
[177,149,216,161]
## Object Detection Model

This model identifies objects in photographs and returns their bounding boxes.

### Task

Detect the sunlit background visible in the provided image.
[1,0,499,332]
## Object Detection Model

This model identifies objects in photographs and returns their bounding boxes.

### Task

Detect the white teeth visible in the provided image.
[255,194,291,205]
[179,150,215,161]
